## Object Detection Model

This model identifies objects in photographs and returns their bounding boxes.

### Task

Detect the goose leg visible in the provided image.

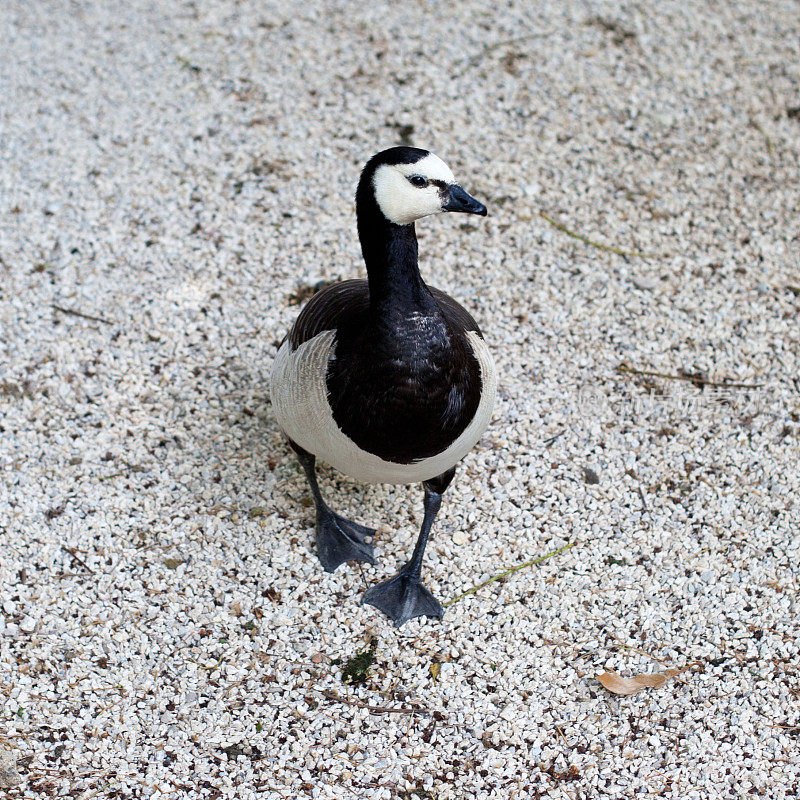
[288,440,376,573]
[363,467,455,627]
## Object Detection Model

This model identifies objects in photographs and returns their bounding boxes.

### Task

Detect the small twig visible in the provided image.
[78,781,120,800]
[220,680,244,698]
[61,545,94,574]
[445,542,576,606]
[612,137,661,160]
[608,634,668,665]
[251,781,290,796]
[748,118,774,155]
[319,689,431,717]
[465,32,555,66]
[617,363,763,389]
[543,429,566,447]
[637,484,650,514]
[538,212,655,258]
[51,304,113,325]
[351,782,401,792]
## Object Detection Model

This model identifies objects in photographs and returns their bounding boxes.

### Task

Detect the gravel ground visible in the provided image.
[1,1,799,798]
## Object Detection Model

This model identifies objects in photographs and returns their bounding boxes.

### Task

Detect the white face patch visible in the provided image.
[372,152,456,225]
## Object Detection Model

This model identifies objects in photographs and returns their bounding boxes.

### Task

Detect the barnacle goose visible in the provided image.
[271,146,495,626]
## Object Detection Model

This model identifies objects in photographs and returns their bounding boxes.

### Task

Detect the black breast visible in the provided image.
[288,280,484,464]
[331,289,482,464]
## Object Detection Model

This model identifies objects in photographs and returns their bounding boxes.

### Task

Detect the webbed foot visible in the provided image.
[317,510,376,573]
[362,571,444,627]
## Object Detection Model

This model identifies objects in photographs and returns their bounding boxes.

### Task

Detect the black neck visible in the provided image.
[356,191,434,315]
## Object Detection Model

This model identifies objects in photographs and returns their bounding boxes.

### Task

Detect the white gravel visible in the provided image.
[1,1,799,798]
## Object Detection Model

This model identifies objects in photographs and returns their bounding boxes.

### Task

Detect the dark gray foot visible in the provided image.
[317,510,376,573]
[362,571,444,627]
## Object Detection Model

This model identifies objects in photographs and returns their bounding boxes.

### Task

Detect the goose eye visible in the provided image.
[407,175,428,188]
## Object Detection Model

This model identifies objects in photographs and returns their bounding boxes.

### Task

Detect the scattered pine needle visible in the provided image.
[538,212,656,259]
[51,304,113,325]
[748,118,774,155]
[465,32,555,66]
[320,689,430,717]
[445,542,575,607]
[617,362,763,389]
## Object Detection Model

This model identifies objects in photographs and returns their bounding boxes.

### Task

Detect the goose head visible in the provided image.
[358,146,487,226]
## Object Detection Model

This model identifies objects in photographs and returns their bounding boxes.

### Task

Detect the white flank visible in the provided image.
[270,330,496,484]
[372,153,456,226]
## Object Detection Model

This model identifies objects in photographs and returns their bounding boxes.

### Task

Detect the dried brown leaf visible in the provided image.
[596,668,683,696]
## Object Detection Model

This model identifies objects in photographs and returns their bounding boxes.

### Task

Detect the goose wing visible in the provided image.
[288,279,370,348]
[287,278,482,348]
[428,286,483,338]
